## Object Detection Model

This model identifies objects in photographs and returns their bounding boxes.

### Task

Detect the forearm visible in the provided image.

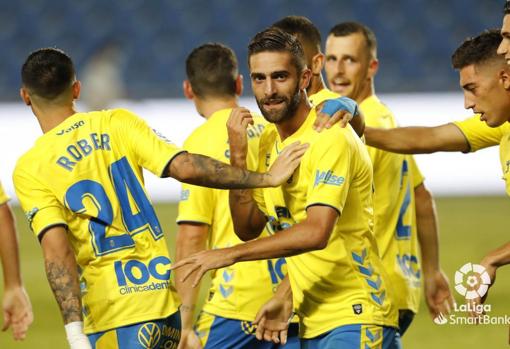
[415,185,440,274]
[274,274,292,301]
[365,127,434,154]
[481,242,510,268]
[175,224,208,329]
[0,203,23,288]
[168,153,272,189]
[228,151,267,240]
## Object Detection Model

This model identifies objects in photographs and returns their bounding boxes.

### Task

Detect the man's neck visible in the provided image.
[33,103,78,134]
[195,96,238,119]
[275,93,312,141]
[354,81,375,104]
[307,73,327,96]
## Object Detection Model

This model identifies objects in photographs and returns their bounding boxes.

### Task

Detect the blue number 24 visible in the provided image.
[64,157,162,256]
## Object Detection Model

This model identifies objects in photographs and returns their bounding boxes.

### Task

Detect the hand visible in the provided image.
[253,296,293,345]
[313,97,358,132]
[227,107,253,165]
[2,285,33,340]
[467,260,497,320]
[267,141,309,187]
[423,269,455,320]
[171,248,236,287]
[178,329,203,349]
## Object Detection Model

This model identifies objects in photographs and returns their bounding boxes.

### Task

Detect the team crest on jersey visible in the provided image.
[137,322,161,349]
[352,304,363,315]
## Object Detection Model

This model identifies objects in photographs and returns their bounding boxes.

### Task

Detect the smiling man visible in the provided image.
[172,28,401,349]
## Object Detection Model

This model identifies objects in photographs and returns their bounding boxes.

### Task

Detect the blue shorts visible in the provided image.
[195,312,299,349]
[88,311,181,349]
[300,324,401,349]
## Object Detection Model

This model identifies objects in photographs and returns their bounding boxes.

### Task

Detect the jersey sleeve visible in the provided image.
[0,181,10,205]
[408,155,425,188]
[112,109,186,177]
[13,167,67,238]
[305,130,351,213]
[453,115,504,152]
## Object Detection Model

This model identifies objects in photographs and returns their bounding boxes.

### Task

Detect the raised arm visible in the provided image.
[227,107,268,241]
[0,202,33,340]
[364,123,469,154]
[40,226,91,349]
[165,144,307,190]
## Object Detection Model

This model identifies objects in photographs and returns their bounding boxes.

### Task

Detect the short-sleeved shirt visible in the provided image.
[176,108,289,321]
[454,116,510,195]
[360,95,423,313]
[255,108,398,339]
[13,109,184,334]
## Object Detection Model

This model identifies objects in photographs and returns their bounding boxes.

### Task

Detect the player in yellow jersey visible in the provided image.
[363,29,510,318]
[173,28,401,349]
[175,43,299,349]
[13,48,305,349]
[323,21,453,334]
[0,181,33,341]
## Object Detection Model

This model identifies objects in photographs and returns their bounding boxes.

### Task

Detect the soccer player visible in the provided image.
[363,29,510,314]
[175,43,299,348]
[0,180,33,340]
[173,28,401,349]
[323,22,453,333]
[13,48,305,349]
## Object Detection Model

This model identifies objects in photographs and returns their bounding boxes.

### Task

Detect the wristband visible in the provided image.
[65,322,92,349]
[322,97,359,118]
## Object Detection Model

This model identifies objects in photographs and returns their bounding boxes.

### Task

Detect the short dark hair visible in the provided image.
[328,22,377,57]
[185,43,238,98]
[248,28,306,73]
[504,0,510,14]
[21,48,75,99]
[271,16,322,53]
[451,29,503,69]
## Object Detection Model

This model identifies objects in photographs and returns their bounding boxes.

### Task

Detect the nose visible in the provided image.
[264,78,276,96]
[464,94,474,110]
[497,39,508,55]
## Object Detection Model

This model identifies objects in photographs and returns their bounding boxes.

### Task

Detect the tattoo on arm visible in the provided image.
[168,153,270,189]
[45,260,82,324]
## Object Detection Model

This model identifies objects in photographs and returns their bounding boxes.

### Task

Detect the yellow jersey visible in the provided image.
[361,95,423,313]
[308,88,339,107]
[13,109,184,334]
[454,116,510,195]
[0,181,10,205]
[255,108,398,339]
[176,108,289,321]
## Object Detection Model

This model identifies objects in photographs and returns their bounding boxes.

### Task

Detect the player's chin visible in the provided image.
[483,114,507,128]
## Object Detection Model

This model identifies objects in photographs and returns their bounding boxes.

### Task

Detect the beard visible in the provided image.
[256,83,301,124]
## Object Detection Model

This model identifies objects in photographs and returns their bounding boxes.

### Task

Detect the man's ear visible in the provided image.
[20,87,31,106]
[311,53,325,75]
[500,68,510,90]
[367,58,379,80]
[300,68,313,91]
[72,80,81,100]
[235,74,244,97]
[182,80,194,100]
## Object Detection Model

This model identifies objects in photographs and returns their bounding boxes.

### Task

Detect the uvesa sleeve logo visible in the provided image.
[314,170,345,187]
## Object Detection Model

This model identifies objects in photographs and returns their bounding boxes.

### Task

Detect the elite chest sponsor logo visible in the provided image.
[314,170,345,187]
[114,256,171,295]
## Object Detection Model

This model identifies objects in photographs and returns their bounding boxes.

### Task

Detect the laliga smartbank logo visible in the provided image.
[433,262,510,326]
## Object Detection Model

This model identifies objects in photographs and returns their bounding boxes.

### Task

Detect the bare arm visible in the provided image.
[0,202,33,340]
[172,205,338,287]
[364,123,469,154]
[165,144,307,190]
[415,183,454,318]
[40,226,82,325]
[175,223,207,349]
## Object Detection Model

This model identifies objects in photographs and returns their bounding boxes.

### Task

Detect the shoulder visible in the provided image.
[361,97,397,129]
